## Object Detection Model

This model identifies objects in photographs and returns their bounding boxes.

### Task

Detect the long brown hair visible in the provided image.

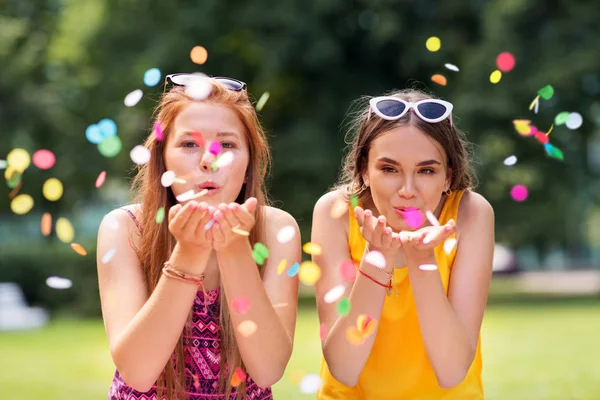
[130,79,271,399]
[335,88,475,205]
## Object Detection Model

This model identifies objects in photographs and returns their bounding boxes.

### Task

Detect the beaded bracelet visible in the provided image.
[162,262,209,313]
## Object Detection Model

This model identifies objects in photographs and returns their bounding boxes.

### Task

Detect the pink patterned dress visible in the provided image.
[108,209,273,399]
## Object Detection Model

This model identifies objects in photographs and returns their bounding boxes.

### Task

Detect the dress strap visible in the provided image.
[121,208,143,234]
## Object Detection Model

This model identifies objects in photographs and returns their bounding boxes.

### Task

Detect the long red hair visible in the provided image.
[130,80,271,399]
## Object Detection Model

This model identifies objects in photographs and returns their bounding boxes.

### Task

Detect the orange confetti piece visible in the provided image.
[346,327,366,345]
[303,242,322,256]
[237,320,257,337]
[431,74,447,86]
[70,243,87,256]
[41,213,52,236]
[190,46,208,65]
[8,181,23,199]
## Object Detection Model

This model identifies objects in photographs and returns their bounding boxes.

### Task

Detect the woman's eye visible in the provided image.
[182,141,198,148]
[381,166,396,173]
[221,141,235,149]
[420,168,435,174]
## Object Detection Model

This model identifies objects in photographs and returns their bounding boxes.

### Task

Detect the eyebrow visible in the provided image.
[178,131,240,139]
[377,157,442,166]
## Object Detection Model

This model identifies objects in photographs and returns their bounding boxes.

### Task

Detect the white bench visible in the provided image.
[0,282,49,331]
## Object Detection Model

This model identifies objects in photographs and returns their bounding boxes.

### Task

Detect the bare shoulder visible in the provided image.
[263,205,299,231]
[457,191,494,235]
[98,204,143,249]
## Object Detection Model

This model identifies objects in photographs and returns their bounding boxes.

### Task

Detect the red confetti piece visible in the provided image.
[496,52,516,72]
[32,149,56,170]
[95,171,106,188]
[320,323,327,341]
[191,131,205,147]
[534,132,549,144]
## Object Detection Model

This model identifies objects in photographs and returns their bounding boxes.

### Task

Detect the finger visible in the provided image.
[243,197,258,215]
[168,204,182,223]
[371,215,385,242]
[232,202,254,227]
[212,221,225,242]
[399,231,411,244]
[194,204,214,236]
[361,210,374,241]
[354,207,365,227]
[169,202,195,232]
[225,203,243,227]
[381,225,393,247]
[182,202,204,234]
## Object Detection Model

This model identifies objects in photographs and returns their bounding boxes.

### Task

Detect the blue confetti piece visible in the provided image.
[144,68,161,87]
[98,118,117,138]
[85,124,104,144]
[287,262,300,277]
[102,248,116,264]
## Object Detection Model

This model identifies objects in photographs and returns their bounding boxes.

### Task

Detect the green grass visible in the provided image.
[1,300,599,399]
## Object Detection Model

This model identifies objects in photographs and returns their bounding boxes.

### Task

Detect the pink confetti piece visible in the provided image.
[154,121,164,142]
[232,296,251,314]
[95,171,107,188]
[401,209,424,229]
[32,149,56,170]
[320,323,327,340]
[510,184,528,202]
[209,140,221,155]
[340,260,357,281]
[496,52,516,72]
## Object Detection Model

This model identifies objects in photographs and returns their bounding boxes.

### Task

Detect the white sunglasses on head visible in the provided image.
[369,96,454,125]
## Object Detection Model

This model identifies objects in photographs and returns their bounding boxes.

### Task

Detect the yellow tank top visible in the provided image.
[318,190,484,399]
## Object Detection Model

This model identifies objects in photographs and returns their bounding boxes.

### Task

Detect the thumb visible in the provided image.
[354,206,365,227]
[243,197,258,214]
[168,204,182,222]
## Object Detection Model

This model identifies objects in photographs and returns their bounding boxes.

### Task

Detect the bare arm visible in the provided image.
[312,191,401,386]
[214,203,300,388]
[97,203,213,392]
[406,192,494,388]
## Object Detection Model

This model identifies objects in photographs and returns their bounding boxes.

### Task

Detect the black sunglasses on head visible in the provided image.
[165,73,247,92]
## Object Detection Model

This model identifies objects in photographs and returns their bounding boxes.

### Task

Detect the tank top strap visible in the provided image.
[120,207,143,235]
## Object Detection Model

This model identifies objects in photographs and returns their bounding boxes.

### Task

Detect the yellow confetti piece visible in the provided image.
[256,92,270,112]
[70,243,87,256]
[303,242,322,256]
[330,199,348,219]
[299,261,322,285]
[56,217,75,243]
[42,178,64,201]
[232,226,250,236]
[41,213,52,236]
[425,36,441,52]
[431,74,447,86]
[277,259,287,275]
[490,70,502,84]
[529,95,540,111]
[237,320,257,337]
[546,124,554,136]
[7,148,31,172]
[356,315,377,337]
[10,194,34,215]
[513,120,531,135]
[346,327,366,345]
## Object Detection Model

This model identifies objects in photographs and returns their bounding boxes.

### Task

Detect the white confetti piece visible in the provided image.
[103,214,120,231]
[46,276,72,290]
[444,63,460,72]
[176,190,196,202]
[443,238,457,255]
[204,218,216,231]
[324,284,346,304]
[130,145,151,165]
[503,155,517,166]
[215,152,234,168]
[124,89,143,107]
[184,74,213,100]
[419,264,438,271]
[425,210,440,227]
[161,171,176,187]
[102,248,117,264]
[364,250,386,269]
[299,374,322,394]
[277,225,296,243]
[566,112,583,130]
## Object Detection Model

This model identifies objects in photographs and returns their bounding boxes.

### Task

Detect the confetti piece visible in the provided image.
[324,284,346,304]
[401,209,424,229]
[443,238,457,255]
[299,374,322,395]
[98,136,123,158]
[538,85,554,100]
[232,226,250,236]
[277,259,287,275]
[32,149,56,170]
[46,276,72,290]
[340,260,357,281]
[230,368,246,388]
[173,178,187,184]
[185,75,213,100]
[103,214,120,230]
[190,45,208,64]
[124,89,143,107]
[176,189,196,202]
[534,132,549,145]
[346,327,366,345]
[299,261,322,285]
[143,68,161,87]
[357,315,377,336]
[431,74,447,86]
[214,152,234,169]
[256,92,270,112]
[554,112,570,126]
[337,297,351,316]
[41,213,52,236]
[8,182,22,199]
[253,242,270,258]
[70,243,87,256]
[161,171,176,187]
[303,242,322,256]
[102,248,116,264]
[490,70,502,84]
[153,121,164,142]
[237,320,257,337]
[232,296,251,314]
[528,96,540,112]
[544,143,564,160]
[287,262,300,277]
[444,63,460,72]
[86,124,103,144]
[277,225,296,243]
[190,189,209,200]
[273,302,288,308]
[98,119,117,138]
[503,155,517,166]
[130,145,151,165]
[191,131,205,147]
[364,250,386,269]
[56,217,75,243]
[419,263,438,271]
[204,218,216,231]
[330,199,348,219]
[425,210,440,227]
[155,207,165,224]
[512,120,533,136]
[42,178,64,201]
[209,141,221,156]
[425,36,441,52]
[566,112,583,130]
[350,195,359,209]
[0,160,7,169]
[510,184,528,202]
[11,194,34,215]
[7,148,30,172]
[5,168,21,189]
[496,52,515,72]
[95,171,107,188]
[320,323,327,340]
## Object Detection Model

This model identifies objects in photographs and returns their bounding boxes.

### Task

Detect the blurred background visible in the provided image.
[1,0,600,399]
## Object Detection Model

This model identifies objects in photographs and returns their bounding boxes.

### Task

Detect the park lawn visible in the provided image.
[1,300,599,400]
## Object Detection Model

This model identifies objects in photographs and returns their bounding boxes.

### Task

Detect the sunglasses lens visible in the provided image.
[215,78,245,91]
[375,100,406,118]
[417,102,447,120]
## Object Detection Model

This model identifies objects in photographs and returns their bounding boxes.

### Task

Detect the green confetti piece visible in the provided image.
[155,207,165,224]
[6,170,21,188]
[544,143,564,161]
[211,162,218,171]
[98,136,123,158]
[350,195,359,209]
[252,250,265,265]
[253,242,270,258]
[554,112,570,126]
[256,92,270,112]
[337,297,351,316]
[537,85,554,100]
